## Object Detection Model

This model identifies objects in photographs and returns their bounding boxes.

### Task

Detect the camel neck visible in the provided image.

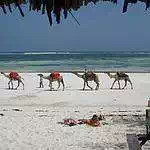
[73,73,83,78]
[2,73,9,78]
[107,73,115,78]
[42,75,49,79]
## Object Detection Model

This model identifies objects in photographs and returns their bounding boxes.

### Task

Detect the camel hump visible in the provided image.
[9,72,19,79]
[50,72,60,79]
[117,72,128,78]
[85,71,95,77]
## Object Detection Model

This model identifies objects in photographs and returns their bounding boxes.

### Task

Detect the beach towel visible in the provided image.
[63,119,83,126]
[50,72,60,79]
[9,72,19,80]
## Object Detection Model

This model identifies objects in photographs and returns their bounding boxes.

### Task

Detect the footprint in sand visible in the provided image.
[12,108,22,112]
[35,110,48,112]
[113,99,117,101]
[74,110,80,113]
[0,113,4,116]
[38,114,49,117]
[2,109,8,111]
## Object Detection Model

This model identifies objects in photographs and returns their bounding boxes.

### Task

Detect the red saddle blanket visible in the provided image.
[9,72,19,79]
[50,72,60,79]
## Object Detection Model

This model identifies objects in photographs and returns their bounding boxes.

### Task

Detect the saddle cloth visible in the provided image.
[50,72,60,79]
[117,72,128,78]
[85,71,95,78]
[9,72,19,80]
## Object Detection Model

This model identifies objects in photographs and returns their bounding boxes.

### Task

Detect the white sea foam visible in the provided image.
[23,52,80,55]
[0,51,150,72]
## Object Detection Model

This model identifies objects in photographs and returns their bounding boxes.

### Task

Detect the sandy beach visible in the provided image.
[0,73,150,150]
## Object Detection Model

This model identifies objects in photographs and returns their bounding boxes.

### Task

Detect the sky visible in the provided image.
[0,0,150,52]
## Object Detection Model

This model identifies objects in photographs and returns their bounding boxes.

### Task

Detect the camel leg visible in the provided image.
[11,80,13,89]
[61,78,65,91]
[20,80,24,90]
[39,82,42,88]
[39,81,44,88]
[41,82,44,88]
[118,81,120,89]
[49,81,53,91]
[83,81,86,90]
[87,81,93,90]
[95,81,99,90]
[57,80,60,91]
[128,79,133,89]
[8,80,11,89]
[15,81,20,90]
[111,80,116,89]
[122,80,127,89]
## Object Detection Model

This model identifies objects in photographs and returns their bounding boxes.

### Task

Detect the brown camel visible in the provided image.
[1,72,24,90]
[72,71,99,90]
[106,72,133,89]
[38,72,65,91]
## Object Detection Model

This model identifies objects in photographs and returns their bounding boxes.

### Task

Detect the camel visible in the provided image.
[38,72,65,91]
[1,72,24,90]
[72,71,99,90]
[106,72,133,89]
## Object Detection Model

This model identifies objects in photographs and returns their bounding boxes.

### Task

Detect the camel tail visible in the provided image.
[96,74,100,82]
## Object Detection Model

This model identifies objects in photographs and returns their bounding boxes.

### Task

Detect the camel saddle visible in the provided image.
[85,71,95,78]
[9,72,19,80]
[117,72,128,78]
[50,72,60,79]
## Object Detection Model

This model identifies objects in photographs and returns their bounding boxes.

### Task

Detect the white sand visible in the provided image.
[0,73,150,150]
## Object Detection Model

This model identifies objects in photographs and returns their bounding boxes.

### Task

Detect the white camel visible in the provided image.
[37,72,65,91]
[1,72,24,90]
[106,72,133,89]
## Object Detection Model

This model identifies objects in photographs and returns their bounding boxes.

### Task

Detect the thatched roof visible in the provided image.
[0,0,150,26]
[123,0,150,13]
[0,0,26,16]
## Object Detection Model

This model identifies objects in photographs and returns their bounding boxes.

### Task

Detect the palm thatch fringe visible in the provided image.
[123,0,150,13]
[0,0,26,16]
[0,0,150,26]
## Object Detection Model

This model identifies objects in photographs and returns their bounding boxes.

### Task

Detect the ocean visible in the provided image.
[0,50,150,72]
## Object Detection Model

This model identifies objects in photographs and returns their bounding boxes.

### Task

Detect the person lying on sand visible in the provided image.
[79,114,101,127]
[59,114,104,127]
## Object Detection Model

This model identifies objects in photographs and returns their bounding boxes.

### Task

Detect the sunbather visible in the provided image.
[79,114,101,127]
[61,114,103,127]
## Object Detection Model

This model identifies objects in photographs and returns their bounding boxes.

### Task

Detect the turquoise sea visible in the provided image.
[0,50,150,72]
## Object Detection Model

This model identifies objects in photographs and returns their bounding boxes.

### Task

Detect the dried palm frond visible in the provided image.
[0,0,150,26]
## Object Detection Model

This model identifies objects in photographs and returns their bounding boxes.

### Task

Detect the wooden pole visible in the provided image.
[69,10,80,26]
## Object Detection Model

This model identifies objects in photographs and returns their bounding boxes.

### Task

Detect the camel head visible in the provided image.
[104,72,110,75]
[72,71,77,75]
